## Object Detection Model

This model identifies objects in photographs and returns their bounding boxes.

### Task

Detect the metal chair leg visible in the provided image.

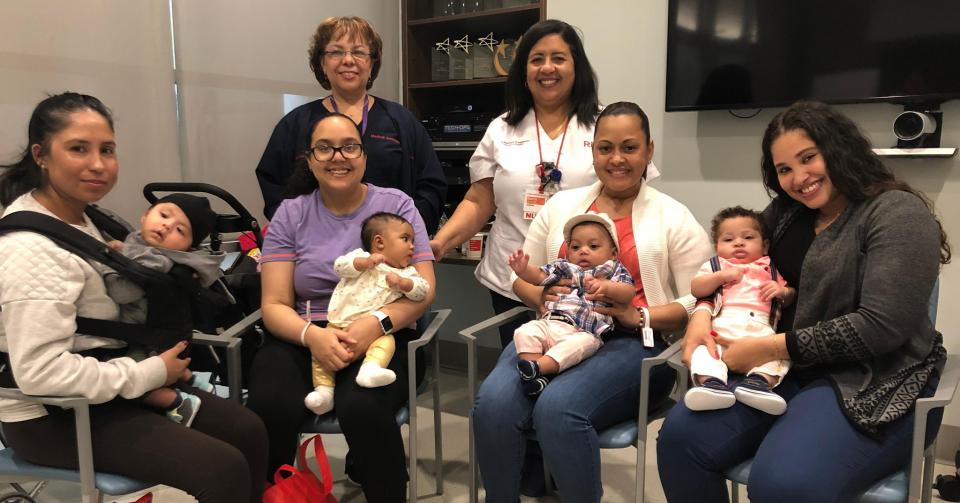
[432,340,443,495]
[921,443,936,503]
[408,340,419,502]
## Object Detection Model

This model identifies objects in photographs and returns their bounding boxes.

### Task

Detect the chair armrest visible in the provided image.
[407,309,452,397]
[191,308,260,402]
[915,354,960,411]
[638,341,683,423]
[643,340,682,368]
[906,353,959,502]
[0,387,90,409]
[457,306,533,343]
[192,333,241,349]
[0,387,98,497]
[217,308,262,340]
[458,305,533,408]
[408,309,451,352]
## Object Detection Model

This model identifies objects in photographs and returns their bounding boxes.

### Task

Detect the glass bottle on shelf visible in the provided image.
[434,0,459,16]
[460,0,483,13]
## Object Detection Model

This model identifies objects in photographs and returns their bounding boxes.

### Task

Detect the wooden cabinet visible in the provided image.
[402,1,545,120]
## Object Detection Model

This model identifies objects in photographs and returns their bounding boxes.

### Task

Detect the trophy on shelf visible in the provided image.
[474,32,497,78]
[449,35,474,80]
[495,38,519,76]
[432,38,451,81]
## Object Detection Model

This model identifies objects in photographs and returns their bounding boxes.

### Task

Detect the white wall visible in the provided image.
[0,0,181,222]
[172,0,401,221]
[0,1,401,224]
[550,0,960,426]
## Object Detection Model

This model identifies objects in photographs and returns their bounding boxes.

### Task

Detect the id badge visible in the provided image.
[642,327,655,348]
[523,187,550,220]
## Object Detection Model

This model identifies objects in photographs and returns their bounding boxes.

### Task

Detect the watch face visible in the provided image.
[381,316,394,333]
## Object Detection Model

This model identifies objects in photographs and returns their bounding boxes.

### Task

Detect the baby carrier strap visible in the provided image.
[0,211,194,353]
[708,255,782,327]
[84,204,134,242]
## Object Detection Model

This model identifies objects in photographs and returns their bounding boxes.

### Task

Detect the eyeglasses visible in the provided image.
[306,143,364,161]
[322,50,372,62]
[536,161,562,192]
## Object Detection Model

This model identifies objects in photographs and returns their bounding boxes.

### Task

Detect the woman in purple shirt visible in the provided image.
[246,113,436,502]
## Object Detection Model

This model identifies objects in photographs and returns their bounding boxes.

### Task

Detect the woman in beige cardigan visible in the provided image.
[471,101,711,502]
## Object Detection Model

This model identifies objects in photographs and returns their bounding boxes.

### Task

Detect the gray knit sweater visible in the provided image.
[766,190,946,435]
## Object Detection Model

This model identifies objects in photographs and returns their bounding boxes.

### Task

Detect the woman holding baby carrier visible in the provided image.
[0,92,267,503]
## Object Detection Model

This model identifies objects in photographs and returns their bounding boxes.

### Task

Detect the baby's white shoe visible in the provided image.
[355,362,397,388]
[304,385,334,415]
[685,377,736,411]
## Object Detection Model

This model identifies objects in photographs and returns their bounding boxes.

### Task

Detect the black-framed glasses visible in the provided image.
[306,143,364,161]
[536,161,563,192]
[322,50,372,62]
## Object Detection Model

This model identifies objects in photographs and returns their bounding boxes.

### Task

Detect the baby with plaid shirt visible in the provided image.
[507,213,635,396]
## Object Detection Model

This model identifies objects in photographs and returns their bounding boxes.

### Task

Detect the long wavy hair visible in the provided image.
[0,92,114,206]
[761,100,950,264]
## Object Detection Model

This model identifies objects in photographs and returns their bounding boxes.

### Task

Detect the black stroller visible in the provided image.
[136,182,265,394]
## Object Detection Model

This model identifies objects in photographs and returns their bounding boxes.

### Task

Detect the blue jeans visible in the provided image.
[473,336,675,502]
[657,374,942,503]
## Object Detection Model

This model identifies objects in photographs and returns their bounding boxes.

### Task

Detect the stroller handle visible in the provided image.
[143,182,263,249]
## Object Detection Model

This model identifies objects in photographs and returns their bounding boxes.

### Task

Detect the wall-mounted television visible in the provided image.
[665,0,960,112]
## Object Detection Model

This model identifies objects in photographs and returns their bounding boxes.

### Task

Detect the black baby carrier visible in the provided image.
[0,182,265,387]
[0,208,198,360]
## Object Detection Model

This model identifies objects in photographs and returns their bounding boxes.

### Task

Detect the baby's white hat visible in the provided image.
[562,212,619,247]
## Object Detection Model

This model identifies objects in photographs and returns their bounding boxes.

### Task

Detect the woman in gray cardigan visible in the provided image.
[658,101,951,503]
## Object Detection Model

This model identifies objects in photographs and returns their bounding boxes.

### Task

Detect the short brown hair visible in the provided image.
[709,206,766,243]
[308,16,383,91]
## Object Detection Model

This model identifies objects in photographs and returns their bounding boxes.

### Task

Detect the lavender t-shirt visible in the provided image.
[261,184,434,320]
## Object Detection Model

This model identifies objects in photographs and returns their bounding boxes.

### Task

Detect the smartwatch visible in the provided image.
[372,310,393,335]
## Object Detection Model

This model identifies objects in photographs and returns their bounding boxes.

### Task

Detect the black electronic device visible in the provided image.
[665,0,960,111]
[423,107,498,142]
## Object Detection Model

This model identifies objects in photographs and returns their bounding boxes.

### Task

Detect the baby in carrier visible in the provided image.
[103,193,223,426]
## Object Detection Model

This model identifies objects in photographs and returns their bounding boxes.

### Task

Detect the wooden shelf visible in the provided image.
[409,77,507,89]
[402,0,542,127]
[408,4,540,26]
[437,251,482,266]
[873,147,957,158]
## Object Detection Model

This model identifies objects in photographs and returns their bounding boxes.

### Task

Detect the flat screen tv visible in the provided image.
[665,0,960,111]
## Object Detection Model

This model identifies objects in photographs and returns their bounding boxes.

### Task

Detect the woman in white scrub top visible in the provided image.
[431,19,601,347]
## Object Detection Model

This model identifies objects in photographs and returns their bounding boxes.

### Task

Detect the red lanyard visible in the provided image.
[534,111,570,173]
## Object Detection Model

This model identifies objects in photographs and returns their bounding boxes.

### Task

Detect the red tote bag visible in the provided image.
[263,434,339,503]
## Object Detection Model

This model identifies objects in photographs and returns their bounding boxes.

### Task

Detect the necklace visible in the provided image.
[329,94,369,136]
[533,110,570,193]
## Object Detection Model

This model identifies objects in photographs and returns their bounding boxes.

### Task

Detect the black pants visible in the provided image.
[1,388,267,503]
[246,329,425,503]
[489,289,530,349]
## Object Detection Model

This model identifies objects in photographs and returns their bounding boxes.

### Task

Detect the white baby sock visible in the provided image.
[355,362,397,388]
[304,385,335,415]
